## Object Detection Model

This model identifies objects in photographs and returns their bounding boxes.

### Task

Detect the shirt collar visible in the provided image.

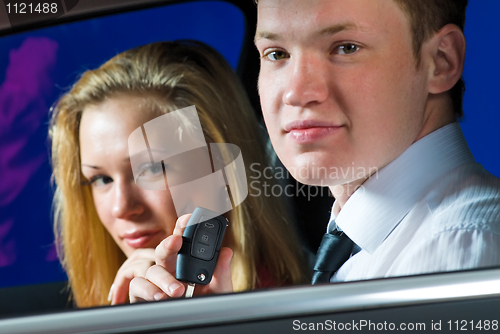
[329,122,475,254]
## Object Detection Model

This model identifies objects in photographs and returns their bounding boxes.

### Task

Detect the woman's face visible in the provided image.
[79,93,178,257]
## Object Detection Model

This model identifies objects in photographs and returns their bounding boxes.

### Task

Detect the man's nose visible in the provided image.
[283,56,329,107]
[112,179,145,219]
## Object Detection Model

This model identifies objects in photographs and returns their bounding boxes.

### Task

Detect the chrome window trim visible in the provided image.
[1,268,499,333]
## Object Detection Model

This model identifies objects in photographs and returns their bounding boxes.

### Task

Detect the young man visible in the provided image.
[129,0,500,300]
[254,0,500,282]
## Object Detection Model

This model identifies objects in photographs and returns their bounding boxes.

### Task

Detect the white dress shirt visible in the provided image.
[329,122,500,282]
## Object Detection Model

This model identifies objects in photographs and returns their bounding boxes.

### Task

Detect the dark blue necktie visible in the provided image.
[311,229,359,285]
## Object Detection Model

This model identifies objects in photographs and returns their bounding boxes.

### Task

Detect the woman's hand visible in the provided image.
[108,248,156,305]
[129,214,233,303]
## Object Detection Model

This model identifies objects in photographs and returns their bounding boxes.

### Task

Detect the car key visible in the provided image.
[176,207,228,298]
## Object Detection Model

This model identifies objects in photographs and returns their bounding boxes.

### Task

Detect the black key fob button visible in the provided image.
[191,226,219,260]
[176,207,228,285]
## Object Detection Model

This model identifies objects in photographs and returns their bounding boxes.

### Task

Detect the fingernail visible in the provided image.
[154,292,164,301]
[107,284,115,302]
[226,250,233,267]
[168,282,182,294]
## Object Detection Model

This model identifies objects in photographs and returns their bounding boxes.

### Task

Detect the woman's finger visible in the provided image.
[129,276,167,303]
[144,264,186,298]
[109,249,155,305]
[111,275,132,305]
[197,247,233,295]
[155,234,183,272]
[211,247,233,293]
[153,214,191,271]
[173,214,191,236]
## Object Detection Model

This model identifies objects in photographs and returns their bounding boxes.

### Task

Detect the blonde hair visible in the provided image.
[50,40,308,307]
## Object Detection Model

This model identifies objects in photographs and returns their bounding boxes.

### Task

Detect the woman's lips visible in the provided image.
[285,120,343,143]
[122,230,162,248]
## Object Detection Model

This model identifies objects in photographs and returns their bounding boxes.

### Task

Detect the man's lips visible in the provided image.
[284,120,343,143]
[122,229,162,248]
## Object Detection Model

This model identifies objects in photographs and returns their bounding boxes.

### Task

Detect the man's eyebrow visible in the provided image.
[255,23,358,45]
[254,31,279,44]
[317,23,357,37]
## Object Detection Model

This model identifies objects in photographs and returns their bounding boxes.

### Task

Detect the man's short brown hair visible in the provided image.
[254,0,468,118]
[394,0,468,118]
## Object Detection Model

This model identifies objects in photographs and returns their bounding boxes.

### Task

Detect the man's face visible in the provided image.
[256,0,431,187]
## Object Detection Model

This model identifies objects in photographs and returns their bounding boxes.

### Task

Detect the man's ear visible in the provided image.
[425,24,466,95]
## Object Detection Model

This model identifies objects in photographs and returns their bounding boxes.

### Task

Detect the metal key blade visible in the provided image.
[185,283,195,298]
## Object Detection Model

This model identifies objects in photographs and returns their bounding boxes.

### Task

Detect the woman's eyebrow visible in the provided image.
[81,164,101,169]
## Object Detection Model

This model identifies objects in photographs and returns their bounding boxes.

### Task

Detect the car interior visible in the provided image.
[0,0,499,332]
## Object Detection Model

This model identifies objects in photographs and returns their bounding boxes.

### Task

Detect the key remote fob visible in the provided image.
[176,207,228,285]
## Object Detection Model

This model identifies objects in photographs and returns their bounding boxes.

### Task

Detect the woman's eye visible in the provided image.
[83,175,113,188]
[336,43,359,55]
[140,162,164,177]
[264,50,289,61]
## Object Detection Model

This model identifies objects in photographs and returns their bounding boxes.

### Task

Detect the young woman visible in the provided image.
[50,40,308,307]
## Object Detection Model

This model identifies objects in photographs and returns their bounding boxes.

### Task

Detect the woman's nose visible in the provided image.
[112,179,145,219]
[283,56,329,107]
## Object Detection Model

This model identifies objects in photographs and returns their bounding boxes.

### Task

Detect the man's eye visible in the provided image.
[264,50,289,61]
[336,44,359,55]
